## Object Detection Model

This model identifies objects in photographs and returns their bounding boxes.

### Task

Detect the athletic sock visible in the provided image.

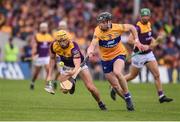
[124,92,132,102]
[158,91,164,98]
[98,101,104,106]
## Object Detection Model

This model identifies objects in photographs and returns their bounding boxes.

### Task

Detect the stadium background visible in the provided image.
[0,0,180,121]
[0,0,179,83]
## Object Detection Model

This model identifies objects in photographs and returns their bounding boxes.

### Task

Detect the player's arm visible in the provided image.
[31,36,37,58]
[149,36,164,48]
[66,50,81,76]
[87,34,98,57]
[46,44,56,81]
[127,33,134,45]
[121,24,149,51]
[72,55,81,75]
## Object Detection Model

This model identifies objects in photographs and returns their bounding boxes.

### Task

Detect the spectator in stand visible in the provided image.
[0,0,179,83]
[4,36,19,63]
[21,38,32,68]
[0,19,12,34]
[163,38,179,83]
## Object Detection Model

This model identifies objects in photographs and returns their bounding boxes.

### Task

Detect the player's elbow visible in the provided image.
[128,25,136,33]
[123,24,135,32]
[87,44,94,54]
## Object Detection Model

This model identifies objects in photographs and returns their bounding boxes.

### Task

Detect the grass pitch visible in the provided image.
[0,79,180,121]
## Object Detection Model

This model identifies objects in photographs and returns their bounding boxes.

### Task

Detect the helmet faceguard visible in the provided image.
[55,30,70,49]
[97,12,112,23]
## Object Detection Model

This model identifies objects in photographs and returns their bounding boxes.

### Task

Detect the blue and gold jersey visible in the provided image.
[93,23,127,61]
[135,21,153,45]
[35,33,53,57]
[50,41,84,67]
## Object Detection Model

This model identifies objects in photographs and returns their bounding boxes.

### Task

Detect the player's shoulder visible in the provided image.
[94,26,101,36]
[111,23,123,30]
[112,23,121,27]
[50,41,58,49]
[136,21,141,26]
[50,41,57,53]
[35,32,41,37]
[71,41,80,49]
[46,33,54,41]
[36,32,51,36]
[51,40,56,46]
[147,21,151,26]
[136,21,151,26]
[34,32,41,41]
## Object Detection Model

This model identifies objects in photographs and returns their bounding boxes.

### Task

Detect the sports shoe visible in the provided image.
[126,99,135,111]
[159,95,173,103]
[53,82,57,90]
[44,84,55,95]
[30,84,34,90]
[98,102,107,111]
[69,82,75,94]
[110,88,116,101]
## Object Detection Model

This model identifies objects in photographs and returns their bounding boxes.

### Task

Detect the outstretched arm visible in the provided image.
[150,36,164,48]
[87,35,98,57]
[122,24,149,51]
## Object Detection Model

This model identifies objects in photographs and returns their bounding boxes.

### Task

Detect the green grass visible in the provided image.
[0,79,180,121]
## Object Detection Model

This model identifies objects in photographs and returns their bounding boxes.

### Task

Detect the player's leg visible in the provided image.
[125,65,140,81]
[44,63,57,94]
[45,64,50,85]
[53,72,59,89]
[30,66,41,90]
[113,59,128,93]
[79,68,107,110]
[52,64,59,90]
[146,60,173,103]
[113,58,134,111]
[110,63,140,101]
[105,72,124,100]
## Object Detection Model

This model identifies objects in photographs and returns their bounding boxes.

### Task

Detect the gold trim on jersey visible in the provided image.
[136,21,152,33]
[36,33,54,42]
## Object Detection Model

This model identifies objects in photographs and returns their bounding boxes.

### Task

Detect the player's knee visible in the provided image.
[86,84,96,92]
[153,73,160,80]
[128,73,137,80]
[113,70,123,78]
[112,85,119,90]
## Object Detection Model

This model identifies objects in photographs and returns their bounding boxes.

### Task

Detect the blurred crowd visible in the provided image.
[0,0,179,82]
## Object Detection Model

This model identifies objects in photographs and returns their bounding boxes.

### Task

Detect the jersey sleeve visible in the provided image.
[134,24,141,34]
[116,24,125,34]
[71,42,81,58]
[50,41,56,54]
[92,27,100,44]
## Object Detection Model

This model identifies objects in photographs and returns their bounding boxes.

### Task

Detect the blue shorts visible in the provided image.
[101,55,126,73]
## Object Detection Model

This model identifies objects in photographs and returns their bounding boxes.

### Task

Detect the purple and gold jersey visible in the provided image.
[35,33,54,57]
[50,41,84,67]
[135,21,153,45]
[134,21,153,53]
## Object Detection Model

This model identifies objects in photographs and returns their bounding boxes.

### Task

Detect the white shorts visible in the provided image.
[57,64,88,75]
[33,57,50,66]
[131,51,156,68]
